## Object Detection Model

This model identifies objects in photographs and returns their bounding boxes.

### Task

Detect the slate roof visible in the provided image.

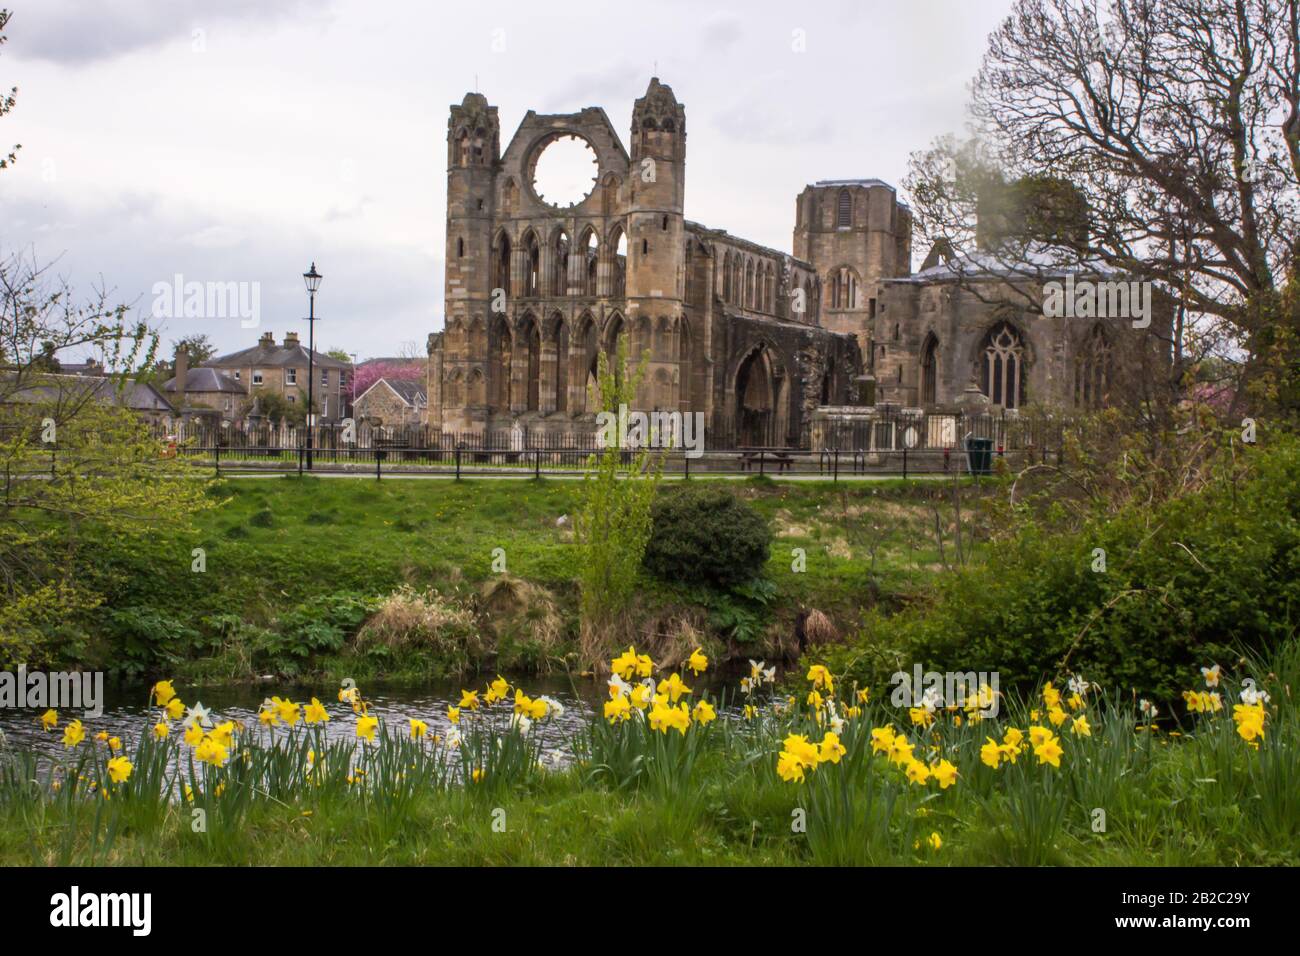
[356,377,427,407]
[207,340,351,370]
[163,367,246,394]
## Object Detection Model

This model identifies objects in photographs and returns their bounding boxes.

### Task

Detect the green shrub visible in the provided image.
[642,486,772,590]
[825,437,1300,701]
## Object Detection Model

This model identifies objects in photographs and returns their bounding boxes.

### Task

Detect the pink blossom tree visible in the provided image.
[348,360,423,403]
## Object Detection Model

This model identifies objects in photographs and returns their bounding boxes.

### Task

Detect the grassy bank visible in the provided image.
[3,640,1294,867]
[78,475,989,683]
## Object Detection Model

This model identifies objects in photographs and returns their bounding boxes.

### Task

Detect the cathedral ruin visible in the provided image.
[426,78,1166,449]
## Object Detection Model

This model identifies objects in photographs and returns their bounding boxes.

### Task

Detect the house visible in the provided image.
[162,345,246,421]
[353,377,428,426]
[202,331,353,423]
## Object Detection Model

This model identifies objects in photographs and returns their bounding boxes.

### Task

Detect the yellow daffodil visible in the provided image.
[980,736,1002,769]
[152,680,176,707]
[274,697,301,726]
[783,733,822,769]
[107,756,133,784]
[447,706,461,724]
[410,718,428,739]
[905,760,930,785]
[1028,725,1052,749]
[610,647,639,681]
[304,697,329,724]
[630,682,653,711]
[1033,736,1063,768]
[604,695,632,723]
[692,700,716,724]
[153,722,169,740]
[184,722,204,747]
[931,758,959,789]
[486,676,510,704]
[818,732,846,764]
[210,722,235,748]
[1041,681,1061,708]
[257,706,280,728]
[40,709,58,731]
[1071,715,1091,737]
[686,647,708,675]
[459,689,480,711]
[656,672,692,704]
[195,736,228,767]
[927,831,942,850]
[776,751,806,783]
[165,697,185,721]
[62,719,85,749]
[887,734,915,766]
[870,725,897,755]
[1047,706,1067,727]
[806,664,834,694]
[635,653,654,678]
[356,715,379,741]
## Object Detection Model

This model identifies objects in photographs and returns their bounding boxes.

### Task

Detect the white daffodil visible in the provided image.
[444,727,462,749]
[608,673,631,698]
[1201,664,1221,688]
[1138,698,1158,718]
[539,696,564,719]
[510,713,532,735]
[1067,674,1092,696]
[183,701,213,729]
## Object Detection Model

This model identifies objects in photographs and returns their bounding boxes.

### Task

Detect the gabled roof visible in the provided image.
[207,341,351,370]
[2,372,177,413]
[163,367,246,394]
[356,377,427,407]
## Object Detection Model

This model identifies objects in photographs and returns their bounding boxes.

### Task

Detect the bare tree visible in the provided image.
[906,0,1300,416]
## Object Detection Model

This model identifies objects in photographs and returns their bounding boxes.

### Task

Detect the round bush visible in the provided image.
[643,486,771,589]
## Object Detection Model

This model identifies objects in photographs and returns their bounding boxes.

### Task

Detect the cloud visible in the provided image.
[10,0,325,65]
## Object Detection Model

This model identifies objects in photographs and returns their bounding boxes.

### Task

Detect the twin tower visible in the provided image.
[428,78,912,447]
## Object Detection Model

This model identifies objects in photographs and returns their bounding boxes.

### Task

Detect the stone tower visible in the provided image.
[793,180,912,377]
[626,78,687,407]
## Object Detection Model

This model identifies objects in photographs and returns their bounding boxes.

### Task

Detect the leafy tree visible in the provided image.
[0,253,212,667]
[574,335,664,667]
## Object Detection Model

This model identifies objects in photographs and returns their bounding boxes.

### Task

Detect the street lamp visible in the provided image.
[302,262,322,469]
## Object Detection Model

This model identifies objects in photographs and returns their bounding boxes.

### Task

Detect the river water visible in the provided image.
[0,674,602,764]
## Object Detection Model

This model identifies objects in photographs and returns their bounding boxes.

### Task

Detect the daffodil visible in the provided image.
[1201,664,1221,688]
[410,718,428,739]
[905,760,930,785]
[818,732,846,764]
[1033,736,1063,768]
[1071,715,1091,737]
[486,676,510,704]
[887,734,914,766]
[783,733,821,768]
[165,697,185,721]
[1028,725,1052,749]
[356,715,379,741]
[776,751,806,783]
[604,695,632,723]
[931,758,958,789]
[257,705,280,728]
[210,722,235,748]
[459,688,480,711]
[62,720,85,749]
[153,721,169,740]
[152,680,177,707]
[304,697,329,724]
[980,736,1002,769]
[656,672,692,704]
[870,725,897,755]
[686,647,708,675]
[274,697,301,726]
[40,709,57,731]
[195,736,229,767]
[610,647,639,681]
[692,700,716,724]
[806,664,834,694]
[447,706,461,724]
[926,831,942,850]
[107,756,133,784]
[1041,681,1061,708]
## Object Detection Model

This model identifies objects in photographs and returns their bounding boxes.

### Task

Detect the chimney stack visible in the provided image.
[284,331,300,347]
[259,331,275,347]
[173,344,189,396]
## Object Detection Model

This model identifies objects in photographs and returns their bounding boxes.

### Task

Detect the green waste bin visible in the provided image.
[965,436,994,475]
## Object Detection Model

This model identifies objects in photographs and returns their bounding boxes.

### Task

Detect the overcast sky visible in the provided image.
[0,0,1014,362]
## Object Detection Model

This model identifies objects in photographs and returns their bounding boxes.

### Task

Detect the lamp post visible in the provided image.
[302,262,323,469]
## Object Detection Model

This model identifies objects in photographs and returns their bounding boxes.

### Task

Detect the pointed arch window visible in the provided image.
[980,322,1025,409]
[920,333,939,405]
[1074,324,1112,409]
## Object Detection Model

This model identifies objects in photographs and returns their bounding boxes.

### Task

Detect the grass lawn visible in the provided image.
[87,474,994,683]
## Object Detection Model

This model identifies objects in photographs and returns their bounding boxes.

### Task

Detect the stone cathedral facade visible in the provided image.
[426,78,1165,448]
